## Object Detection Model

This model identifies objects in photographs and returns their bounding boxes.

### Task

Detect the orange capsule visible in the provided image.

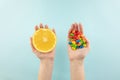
[72,30,75,33]
[79,38,82,40]
[78,34,81,38]
[77,42,81,46]
[71,40,76,44]
[82,37,87,42]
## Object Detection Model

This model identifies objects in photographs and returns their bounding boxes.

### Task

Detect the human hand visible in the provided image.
[30,23,56,62]
[68,23,90,63]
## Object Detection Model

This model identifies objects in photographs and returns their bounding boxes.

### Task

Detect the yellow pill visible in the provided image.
[72,47,76,50]
[83,44,87,47]
[71,41,76,44]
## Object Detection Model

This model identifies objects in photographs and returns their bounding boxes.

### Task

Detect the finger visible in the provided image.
[52,28,56,34]
[79,23,83,34]
[85,37,90,49]
[30,37,35,50]
[72,23,76,31]
[45,25,48,29]
[68,24,74,35]
[35,25,39,31]
[74,23,77,31]
[68,24,73,38]
[40,23,43,28]
[75,23,78,31]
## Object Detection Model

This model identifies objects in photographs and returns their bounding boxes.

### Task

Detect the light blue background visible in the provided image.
[0,0,120,80]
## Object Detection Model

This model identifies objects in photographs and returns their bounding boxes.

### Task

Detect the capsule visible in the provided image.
[72,30,75,33]
[71,47,76,50]
[79,45,84,48]
[70,33,74,36]
[83,44,87,47]
[71,40,76,44]
[76,40,80,43]
[77,42,81,46]
[68,41,72,45]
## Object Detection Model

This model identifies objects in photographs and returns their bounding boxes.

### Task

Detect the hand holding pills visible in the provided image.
[68,23,90,61]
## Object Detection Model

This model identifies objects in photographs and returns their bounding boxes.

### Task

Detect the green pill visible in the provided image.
[70,33,74,36]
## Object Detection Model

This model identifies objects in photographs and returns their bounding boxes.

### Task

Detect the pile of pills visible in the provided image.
[68,30,87,50]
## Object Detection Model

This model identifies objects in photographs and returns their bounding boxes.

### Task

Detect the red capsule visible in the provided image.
[69,35,72,38]
[75,30,79,33]
[73,36,78,40]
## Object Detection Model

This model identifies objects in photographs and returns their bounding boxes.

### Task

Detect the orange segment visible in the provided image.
[32,29,56,53]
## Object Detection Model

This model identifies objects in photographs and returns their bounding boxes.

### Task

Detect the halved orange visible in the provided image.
[32,28,56,53]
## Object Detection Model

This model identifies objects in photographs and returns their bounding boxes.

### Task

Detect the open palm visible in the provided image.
[68,23,90,61]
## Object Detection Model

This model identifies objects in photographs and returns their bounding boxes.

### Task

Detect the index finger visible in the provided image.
[79,23,84,34]
[68,24,74,35]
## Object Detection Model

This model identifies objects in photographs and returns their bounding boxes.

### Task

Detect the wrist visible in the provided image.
[40,59,54,64]
[70,59,84,66]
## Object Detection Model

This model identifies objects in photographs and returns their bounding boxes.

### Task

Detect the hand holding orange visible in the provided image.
[31,24,56,53]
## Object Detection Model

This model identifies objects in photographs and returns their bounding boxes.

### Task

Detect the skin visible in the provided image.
[30,23,90,80]
[30,23,56,80]
[68,23,90,80]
